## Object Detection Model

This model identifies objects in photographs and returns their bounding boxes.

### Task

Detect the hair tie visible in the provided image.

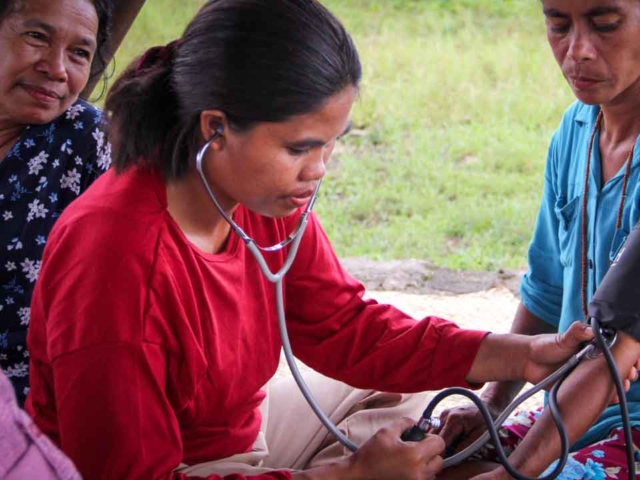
[136,39,182,73]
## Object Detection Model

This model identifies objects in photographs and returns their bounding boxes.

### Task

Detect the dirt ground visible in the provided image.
[276,258,544,415]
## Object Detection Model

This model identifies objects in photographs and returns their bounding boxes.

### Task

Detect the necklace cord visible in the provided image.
[581,111,635,318]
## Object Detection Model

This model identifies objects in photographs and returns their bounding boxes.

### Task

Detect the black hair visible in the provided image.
[0,0,113,94]
[105,0,362,179]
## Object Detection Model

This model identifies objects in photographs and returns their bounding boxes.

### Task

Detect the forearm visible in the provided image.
[465,333,533,384]
[504,332,640,477]
[480,304,557,411]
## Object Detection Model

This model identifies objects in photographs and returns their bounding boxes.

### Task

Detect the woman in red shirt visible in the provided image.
[26,1,597,479]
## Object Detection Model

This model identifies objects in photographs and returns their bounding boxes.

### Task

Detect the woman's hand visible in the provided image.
[466,321,593,384]
[522,321,594,384]
[347,417,446,480]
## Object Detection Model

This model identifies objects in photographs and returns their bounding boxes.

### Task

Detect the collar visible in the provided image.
[574,102,600,127]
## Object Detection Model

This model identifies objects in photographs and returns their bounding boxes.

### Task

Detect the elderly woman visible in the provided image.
[0,0,112,405]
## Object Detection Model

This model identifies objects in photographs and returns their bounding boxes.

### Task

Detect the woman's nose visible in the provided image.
[300,148,328,182]
[36,47,69,82]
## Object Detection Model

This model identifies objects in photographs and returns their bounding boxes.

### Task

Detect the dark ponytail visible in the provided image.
[105,0,362,179]
[104,41,183,177]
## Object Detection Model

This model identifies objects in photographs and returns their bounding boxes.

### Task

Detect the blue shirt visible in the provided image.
[0,99,110,406]
[521,101,640,450]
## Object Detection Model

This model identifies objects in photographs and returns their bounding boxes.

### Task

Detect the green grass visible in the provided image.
[113,1,576,271]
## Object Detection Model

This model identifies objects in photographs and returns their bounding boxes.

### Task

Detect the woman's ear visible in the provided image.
[199,110,227,151]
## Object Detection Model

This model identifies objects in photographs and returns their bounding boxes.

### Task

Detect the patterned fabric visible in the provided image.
[0,99,111,406]
[482,407,640,479]
[0,368,81,479]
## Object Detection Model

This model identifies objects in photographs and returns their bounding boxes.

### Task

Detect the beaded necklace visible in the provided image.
[580,110,635,318]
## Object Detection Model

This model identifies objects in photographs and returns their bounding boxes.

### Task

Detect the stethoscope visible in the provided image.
[196,129,358,452]
[195,131,634,479]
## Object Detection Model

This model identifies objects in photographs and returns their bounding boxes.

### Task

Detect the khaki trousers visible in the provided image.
[176,370,432,477]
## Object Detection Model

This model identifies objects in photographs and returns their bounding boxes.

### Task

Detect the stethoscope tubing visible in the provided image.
[196,136,357,451]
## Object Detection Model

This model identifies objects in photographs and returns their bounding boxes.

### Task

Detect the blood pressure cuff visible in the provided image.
[588,222,640,341]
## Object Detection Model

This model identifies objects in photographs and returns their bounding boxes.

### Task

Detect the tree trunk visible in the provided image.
[81,0,147,99]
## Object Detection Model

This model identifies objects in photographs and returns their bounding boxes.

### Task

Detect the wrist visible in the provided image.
[480,385,507,411]
[478,397,505,420]
[467,333,531,384]
[480,381,524,415]
[518,335,536,383]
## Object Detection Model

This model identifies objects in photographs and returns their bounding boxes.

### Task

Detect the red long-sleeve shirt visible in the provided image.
[26,166,487,480]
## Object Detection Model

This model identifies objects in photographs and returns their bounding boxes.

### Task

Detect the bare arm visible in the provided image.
[464,314,591,386]
[480,303,557,411]
[490,332,640,478]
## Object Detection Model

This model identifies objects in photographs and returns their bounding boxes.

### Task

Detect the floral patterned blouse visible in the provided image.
[0,99,111,406]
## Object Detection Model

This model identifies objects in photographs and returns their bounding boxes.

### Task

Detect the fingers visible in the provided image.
[388,416,421,437]
[607,363,639,404]
[403,434,445,479]
[559,321,594,348]
[439,420,465,446]
[395,419,446,456]
[433,406,487,448]
[419,434,446,462]
[454,426,485,453]
[356,420,446,480]
[423,450,444,479]
[425,409,448,435]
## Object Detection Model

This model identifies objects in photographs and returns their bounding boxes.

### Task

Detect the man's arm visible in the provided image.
[491,332,640,478]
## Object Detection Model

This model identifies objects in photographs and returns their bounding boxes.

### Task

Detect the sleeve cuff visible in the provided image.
[428,322,490,391]
[520,272,562,328]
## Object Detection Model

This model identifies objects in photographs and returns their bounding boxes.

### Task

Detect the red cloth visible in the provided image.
[26,167,488,480]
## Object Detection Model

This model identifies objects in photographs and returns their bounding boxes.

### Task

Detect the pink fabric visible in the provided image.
[481,407,640,479]
[0,369,80,480]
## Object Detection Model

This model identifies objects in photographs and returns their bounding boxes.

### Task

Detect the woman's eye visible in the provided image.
[25,31,46,41]
[73,48,91,60]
